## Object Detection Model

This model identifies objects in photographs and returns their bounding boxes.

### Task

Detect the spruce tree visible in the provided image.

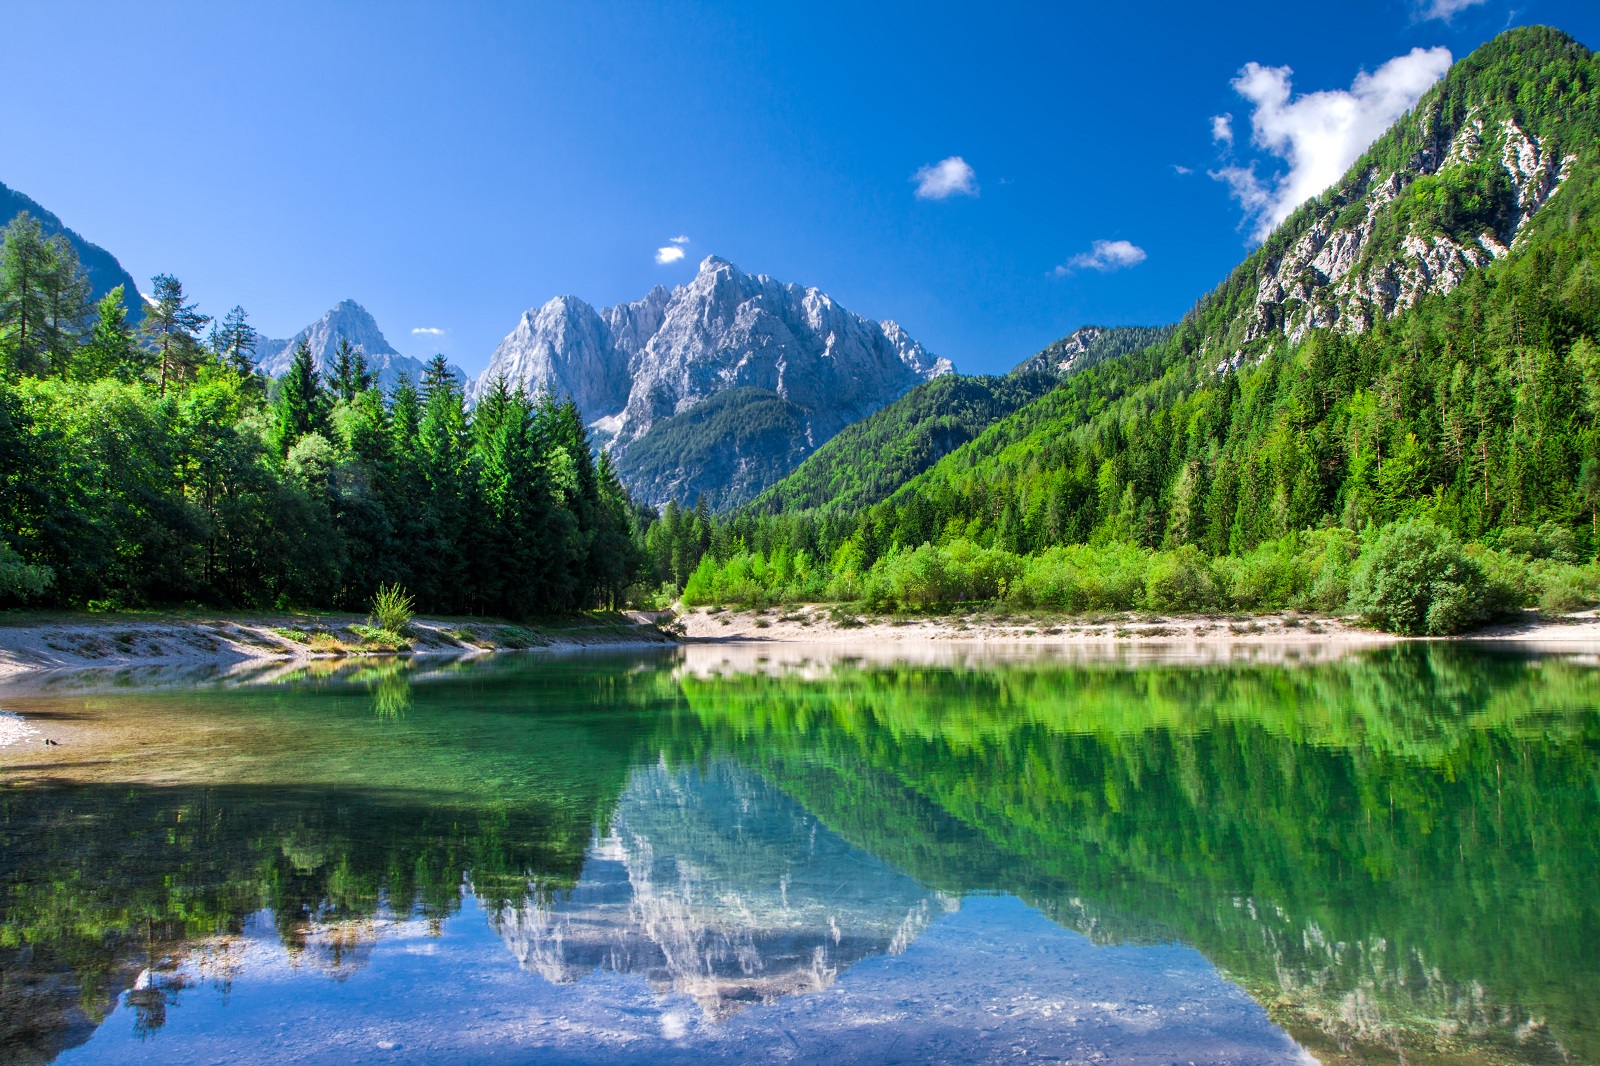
[273,340,326,454]
[140,274,211,394]
[78,287,139,381]
[330,337,374,400]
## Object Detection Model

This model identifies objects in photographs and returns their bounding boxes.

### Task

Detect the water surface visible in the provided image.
[1,642,1596,1064]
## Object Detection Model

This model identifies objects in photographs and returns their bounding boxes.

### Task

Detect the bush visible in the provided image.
[0,541,52,603]
[1144,546,1220,612]
[1348,521,1492,635]
[370,583,415,634]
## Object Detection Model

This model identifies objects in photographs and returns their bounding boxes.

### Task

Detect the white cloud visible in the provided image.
[1211,113,1235,149]
[1172,164,1194,175]
[655,246,686,264]
[1056,240,1148,275]
[913,156,978,200]
[1211,47,1452,241]
[1416,0,1486,21]
[411,327,445,336]
[669,235,690,244]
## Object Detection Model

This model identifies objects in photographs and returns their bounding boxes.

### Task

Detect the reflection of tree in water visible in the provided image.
[360,665,413,720]
[667,644,1600,1064]
[3,646,1597,1064]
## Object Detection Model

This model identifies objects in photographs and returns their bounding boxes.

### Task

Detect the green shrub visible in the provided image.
[1145,546,1220,612]
[1348,521,1492,635]
[0,541,52,603]
[370,583,415,634]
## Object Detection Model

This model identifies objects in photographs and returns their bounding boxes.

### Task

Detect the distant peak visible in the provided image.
[698,254,737,273]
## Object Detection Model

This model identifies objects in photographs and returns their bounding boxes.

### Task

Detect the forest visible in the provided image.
[629,28,1600,634]
[0,211,639,618]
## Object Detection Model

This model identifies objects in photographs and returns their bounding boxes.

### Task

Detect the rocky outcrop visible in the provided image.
[256,300,463,391]
[475,257,951,498]
[1234,113,1576,365]
[1010,325,1174,377]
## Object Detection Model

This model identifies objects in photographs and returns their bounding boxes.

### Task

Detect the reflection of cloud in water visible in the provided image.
[492,759,952,1019]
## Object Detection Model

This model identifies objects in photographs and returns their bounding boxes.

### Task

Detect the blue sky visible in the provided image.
[3,1,1596,376]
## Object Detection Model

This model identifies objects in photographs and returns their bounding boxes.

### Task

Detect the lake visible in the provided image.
[1,641,1596,1064]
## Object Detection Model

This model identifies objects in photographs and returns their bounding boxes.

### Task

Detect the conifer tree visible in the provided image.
[210,305,259,375]
[39,235,91,371]
[0,213,55,376]
[330,337,374,400]
[140,274,211,394]
[78,287,139,381]
[273,340,326,454]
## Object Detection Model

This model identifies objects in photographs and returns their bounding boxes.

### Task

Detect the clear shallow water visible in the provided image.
[1,642,1597,1064]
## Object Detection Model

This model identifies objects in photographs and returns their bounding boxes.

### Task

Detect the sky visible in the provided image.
[2,0,1597,378]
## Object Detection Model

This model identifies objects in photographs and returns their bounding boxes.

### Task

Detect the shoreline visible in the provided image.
[0,610,676,690]
[672,603,1600,647]
[2,604,1598,692]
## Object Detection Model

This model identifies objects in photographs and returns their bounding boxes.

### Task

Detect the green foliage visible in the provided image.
[649,28,1600,635]
[0,259,644,616]
[0,539,51,601]
[370,583,415,634]
[747,373,1060,517]
[1349,521,1494,635]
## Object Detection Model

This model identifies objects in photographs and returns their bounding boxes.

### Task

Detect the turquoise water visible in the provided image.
[2,642,1597,1064]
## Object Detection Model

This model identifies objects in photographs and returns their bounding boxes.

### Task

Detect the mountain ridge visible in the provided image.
[0,181,143,319]
[256,300,464,390]
[479,254,952,507]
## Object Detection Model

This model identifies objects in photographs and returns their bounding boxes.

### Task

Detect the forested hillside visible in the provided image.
[744,372,1059,517]
[0,212,639,615]
[649,27,1600,632]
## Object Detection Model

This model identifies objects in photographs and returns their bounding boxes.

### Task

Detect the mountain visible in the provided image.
[744,372,1061,518]
[256,300,461,390]
[743,325,1175,519]
[477,255,951,508]
[747,26,1600,560]
[0,181,142,318]
[1010,325,1174,376]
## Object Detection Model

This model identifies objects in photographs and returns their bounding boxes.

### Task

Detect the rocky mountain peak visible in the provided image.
[256,300,463,391]
[476,257,951,506]
[1213,26,1592,371]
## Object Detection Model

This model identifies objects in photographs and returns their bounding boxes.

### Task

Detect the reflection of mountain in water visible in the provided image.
[492,760,951,1019]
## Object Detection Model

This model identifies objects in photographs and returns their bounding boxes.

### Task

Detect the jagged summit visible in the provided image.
[476,255,951,507]
[256,300,462,390]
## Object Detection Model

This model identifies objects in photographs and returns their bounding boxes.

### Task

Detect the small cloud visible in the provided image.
[1172,164,1194,175]
[670,235,690,245]
[411,327,445,336]
[1416,0,1486,21]
[1056,240,1148,275]
[913,156,978,200]
[1211,113,1235,149]
[655,246,686,264]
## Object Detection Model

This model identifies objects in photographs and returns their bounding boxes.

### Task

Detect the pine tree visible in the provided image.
[0,212,55,376]
[140,274,211,394]
[210,305,259,375]
[39,235,91,372]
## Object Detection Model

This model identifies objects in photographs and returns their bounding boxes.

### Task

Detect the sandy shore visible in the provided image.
[2,603,1597,694]
[0,611,675,689]
[673,603,1600,647]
